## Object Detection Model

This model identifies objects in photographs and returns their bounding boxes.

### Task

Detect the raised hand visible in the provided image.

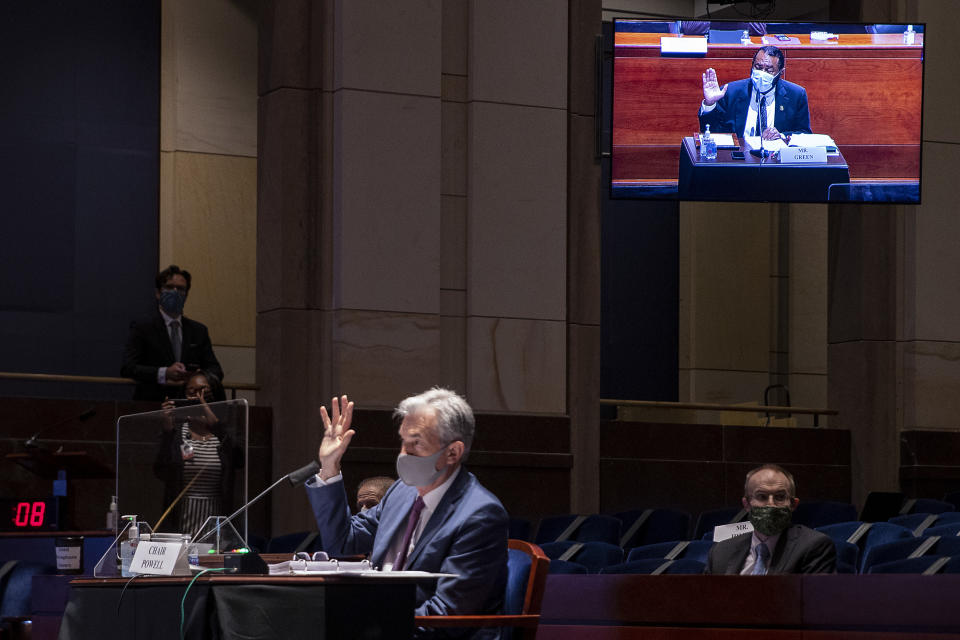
[317,395,355,480]
[702,68,728,106]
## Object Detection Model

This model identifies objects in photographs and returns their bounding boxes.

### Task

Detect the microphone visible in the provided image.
[195,460,322,545]
[24,407,97,448]
[287,460,321,486]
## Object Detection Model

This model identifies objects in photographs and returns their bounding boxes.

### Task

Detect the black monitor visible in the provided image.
[609,19,925,204]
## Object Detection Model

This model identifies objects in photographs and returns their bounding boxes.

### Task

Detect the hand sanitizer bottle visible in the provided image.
[701,125,717,160]
[106,496,119,533]
[903,24,915,45]
[120,516,140,577]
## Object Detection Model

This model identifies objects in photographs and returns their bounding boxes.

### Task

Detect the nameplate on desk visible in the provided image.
[779,146,827,164]
[131,541,184,575]
[713,521,754,542]
[660,36,707,57]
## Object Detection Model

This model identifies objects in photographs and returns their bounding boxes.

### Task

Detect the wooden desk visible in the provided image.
[539,574,960,639]
[677,136,850,203]
[613,33,923,186]
[59,574,416,640]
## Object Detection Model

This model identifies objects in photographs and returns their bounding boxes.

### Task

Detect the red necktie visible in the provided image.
[394,496,425,571]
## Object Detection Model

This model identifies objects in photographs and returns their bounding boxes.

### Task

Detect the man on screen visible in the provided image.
[698,46,811,141]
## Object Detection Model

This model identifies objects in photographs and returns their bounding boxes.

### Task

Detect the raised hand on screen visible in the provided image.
[702,68,728,106]
[317,395,355,480]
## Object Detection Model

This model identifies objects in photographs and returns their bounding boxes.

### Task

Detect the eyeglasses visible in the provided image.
[161,285,188,293]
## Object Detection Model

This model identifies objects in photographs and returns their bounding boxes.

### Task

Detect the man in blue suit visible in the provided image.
[698,46,811,140]
[306,388,508,639]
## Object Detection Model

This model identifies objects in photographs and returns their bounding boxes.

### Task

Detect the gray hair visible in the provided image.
[395,387,475,459]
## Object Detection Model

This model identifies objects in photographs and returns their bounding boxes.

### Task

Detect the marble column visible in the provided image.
[827,0,960,506]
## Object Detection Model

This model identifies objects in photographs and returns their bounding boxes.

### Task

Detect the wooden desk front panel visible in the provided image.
[613,35,923,181]
[539,574,960,639]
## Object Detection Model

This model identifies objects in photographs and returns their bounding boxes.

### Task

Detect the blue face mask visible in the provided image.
[751,67,779,94]
[159,289,186,316]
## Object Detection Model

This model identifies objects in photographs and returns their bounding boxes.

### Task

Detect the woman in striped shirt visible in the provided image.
[153,371,236,536]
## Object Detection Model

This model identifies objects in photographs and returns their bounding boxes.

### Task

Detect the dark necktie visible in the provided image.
[170,320,182,362]
[394,496,425,570]
[757,95,767,137]
[752,542,770,575]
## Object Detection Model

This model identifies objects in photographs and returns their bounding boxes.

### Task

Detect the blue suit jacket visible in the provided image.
[306,467,509,639]
[698,77,811,136]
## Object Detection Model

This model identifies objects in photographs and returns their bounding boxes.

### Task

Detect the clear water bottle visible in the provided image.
[741,30,751,45]
[701,125,717,160]
[903,24,915,45]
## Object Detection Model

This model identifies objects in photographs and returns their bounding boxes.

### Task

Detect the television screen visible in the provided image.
[610,19,924,204]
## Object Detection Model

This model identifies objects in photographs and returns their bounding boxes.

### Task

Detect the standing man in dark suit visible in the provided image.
[698,46,812,140]
[306,388,509,639]
[705,464,836,574]
[121,265,223,401]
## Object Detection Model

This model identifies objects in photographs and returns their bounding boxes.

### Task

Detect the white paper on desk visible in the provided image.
[744,136,787,152]
[709,133,736,148]
[786,133,838,152]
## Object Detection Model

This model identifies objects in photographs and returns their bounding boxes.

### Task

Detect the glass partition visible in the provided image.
[115,399,248,542]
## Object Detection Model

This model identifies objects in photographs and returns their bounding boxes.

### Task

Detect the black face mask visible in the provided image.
[749,505,792,536]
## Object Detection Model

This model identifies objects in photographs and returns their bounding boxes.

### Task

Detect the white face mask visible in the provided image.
[396,447,448,487]
[751,67,779,94]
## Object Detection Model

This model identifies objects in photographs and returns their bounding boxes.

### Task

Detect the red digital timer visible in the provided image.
[1,498,56,531]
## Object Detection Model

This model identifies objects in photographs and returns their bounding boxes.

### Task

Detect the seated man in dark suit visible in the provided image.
[121,265,223,401]
[306,388,508,639]
[699,46,812,141]
[705,464,835,574]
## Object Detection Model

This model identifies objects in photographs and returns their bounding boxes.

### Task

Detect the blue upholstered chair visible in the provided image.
[615,20,678,34]
[0,560,57,620]
[417,539,549,640]
[817,521,913,572]
[921,522,960,538]
[861,536,960,574]
[612,508,691,549]
[534,514,621,545]
[626,540,714,565]
[547,560,589,574]
[888,511,960,536]
[539,541,624,573]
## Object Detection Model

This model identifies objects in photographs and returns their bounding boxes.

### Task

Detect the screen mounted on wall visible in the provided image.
[610,19,925,204]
